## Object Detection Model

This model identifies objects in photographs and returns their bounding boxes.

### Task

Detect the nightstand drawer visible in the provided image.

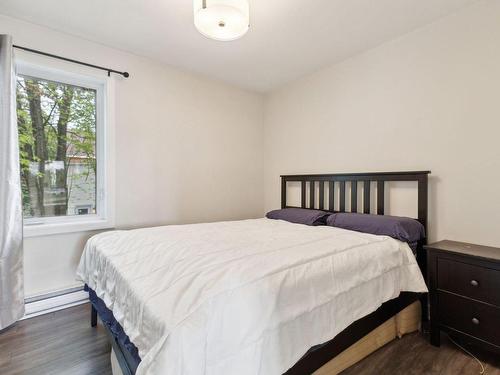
[437,258,500,306]
[438,291,500,346]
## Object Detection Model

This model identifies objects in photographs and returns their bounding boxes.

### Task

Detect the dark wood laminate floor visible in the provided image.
[341,331,500,375]
[0,303,498,375]
[0,303,111,375]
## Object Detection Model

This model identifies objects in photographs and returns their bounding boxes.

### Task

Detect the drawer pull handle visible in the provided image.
[472,318,480,325]
[470,280,479,287]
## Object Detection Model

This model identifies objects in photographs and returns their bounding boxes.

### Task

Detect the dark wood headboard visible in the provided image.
[281,171,430,236]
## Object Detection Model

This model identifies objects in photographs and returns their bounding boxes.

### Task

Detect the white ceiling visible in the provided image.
[0,0,479,92]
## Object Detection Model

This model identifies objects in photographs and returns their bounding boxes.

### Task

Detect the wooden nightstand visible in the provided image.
[425,240,500,352]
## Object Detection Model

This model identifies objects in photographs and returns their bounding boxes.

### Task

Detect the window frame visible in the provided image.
[16,61,115,237]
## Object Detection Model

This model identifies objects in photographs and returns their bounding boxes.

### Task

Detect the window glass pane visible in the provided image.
[16,74,97,218]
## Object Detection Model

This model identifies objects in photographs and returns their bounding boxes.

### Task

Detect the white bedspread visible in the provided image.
[77,218,427,375]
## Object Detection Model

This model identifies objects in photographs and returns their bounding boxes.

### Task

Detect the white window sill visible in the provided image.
[23,218,114,238]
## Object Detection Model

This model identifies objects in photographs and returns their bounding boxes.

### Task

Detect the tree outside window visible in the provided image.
[16,75,97,218]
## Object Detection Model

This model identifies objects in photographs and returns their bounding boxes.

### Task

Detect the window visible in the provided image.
[16,62,113,236]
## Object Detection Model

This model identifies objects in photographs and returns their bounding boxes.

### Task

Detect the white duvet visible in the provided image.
[77,218,427,375]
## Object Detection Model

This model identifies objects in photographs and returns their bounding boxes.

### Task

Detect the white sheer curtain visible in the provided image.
[0,34,24,330]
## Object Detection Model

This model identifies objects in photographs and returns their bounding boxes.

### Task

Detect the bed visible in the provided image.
[77,171,430,375]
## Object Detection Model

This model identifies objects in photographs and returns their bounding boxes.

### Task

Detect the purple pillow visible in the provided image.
[326,213,425,244]
[266,208,330,226]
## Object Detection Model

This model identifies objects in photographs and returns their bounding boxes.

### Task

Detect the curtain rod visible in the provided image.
[13,45,130,78]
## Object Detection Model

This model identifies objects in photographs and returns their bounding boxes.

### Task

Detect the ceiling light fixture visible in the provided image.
[193,0,250,41]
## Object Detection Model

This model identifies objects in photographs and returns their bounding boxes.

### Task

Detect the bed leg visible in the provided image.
[91,305,98,327]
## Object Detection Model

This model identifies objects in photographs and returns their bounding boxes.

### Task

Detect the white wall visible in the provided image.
[0,15,264,297]
[5,0,500,296]
[264,1,500,247]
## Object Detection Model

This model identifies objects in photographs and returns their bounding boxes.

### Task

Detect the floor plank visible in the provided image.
[0,304,111,375]
[341,331,500,375]
[0,303,498,375]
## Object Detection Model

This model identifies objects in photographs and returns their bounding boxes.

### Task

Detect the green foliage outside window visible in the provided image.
[16,75,97,218]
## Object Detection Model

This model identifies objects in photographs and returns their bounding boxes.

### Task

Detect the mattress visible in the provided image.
[77,218,427,375]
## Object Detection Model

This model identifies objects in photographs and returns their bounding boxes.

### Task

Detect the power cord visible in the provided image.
[446,334,485,375]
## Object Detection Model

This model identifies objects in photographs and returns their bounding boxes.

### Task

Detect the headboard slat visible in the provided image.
[328,181,334,212]
[351,181,358,213]
[309,181,315,209]
[363,181,371,214]
[377,181,385,215]
[318,182,325,210]
[339,181,346,212]
[301,181,306,209]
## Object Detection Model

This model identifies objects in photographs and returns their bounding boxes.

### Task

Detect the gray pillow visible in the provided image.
[266,208,330,226]
[326,213,425,244]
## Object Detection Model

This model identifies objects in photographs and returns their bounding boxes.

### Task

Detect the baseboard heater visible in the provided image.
[22,286,89,319]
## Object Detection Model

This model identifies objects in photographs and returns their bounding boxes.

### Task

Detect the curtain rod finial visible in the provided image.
[123,72,130,78]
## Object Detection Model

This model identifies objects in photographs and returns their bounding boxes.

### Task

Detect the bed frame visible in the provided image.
[91,170,430,375]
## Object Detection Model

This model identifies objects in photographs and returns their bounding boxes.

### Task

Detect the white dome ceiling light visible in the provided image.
[193,0,250,41]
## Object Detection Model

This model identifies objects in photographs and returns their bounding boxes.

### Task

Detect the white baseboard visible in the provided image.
[22,288,89,320]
